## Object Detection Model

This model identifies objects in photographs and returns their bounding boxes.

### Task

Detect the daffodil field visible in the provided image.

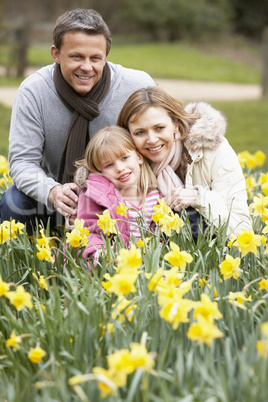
[0,151,268,402]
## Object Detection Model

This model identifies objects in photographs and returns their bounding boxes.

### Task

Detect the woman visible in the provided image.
[117,86,252,236]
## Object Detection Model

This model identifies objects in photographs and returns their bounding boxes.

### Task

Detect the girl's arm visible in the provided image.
[77,187,105,259]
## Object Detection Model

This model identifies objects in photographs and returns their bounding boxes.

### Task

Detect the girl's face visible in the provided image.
[100,149,143,193]
[128,106,178,163]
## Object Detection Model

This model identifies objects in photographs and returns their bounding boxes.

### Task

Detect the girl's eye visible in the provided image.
[122,156,129,161]
[105,163,113,168]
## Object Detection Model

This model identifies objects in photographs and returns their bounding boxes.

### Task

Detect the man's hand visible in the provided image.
[165,188,199,211]
[48,183,78,218]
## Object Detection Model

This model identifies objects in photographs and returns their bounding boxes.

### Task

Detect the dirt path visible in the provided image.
[0,67,262,108]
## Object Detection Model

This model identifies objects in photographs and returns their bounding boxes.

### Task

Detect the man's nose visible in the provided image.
[80,58,93,71]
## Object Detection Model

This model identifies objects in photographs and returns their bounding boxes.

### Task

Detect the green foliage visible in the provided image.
[123,0,233,40]
[230,0,268,39]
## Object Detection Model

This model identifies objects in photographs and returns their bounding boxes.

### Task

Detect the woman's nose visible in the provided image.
[146,131,157,144]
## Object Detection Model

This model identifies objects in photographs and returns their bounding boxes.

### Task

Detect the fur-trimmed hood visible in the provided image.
[184,102,227,153]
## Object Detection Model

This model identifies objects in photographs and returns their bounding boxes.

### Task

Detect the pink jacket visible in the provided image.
[77,173,130,259]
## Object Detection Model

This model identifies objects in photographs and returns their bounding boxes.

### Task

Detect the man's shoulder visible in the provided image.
[19,64,55,91]
[108,61,154,85]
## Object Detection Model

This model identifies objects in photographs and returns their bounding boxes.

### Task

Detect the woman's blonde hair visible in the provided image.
[79,126,157,203]
[117,86,197,140]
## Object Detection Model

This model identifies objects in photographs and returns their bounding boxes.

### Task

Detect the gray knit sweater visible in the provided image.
[8,62,155,209]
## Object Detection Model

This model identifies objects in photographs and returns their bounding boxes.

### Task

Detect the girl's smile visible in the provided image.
[100,150,143,198]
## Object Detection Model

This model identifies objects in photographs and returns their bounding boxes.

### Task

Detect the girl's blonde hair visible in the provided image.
[117,86,197,140]
[79,126,157,203]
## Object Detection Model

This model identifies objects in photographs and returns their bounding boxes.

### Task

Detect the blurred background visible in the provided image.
[0,0,268,162]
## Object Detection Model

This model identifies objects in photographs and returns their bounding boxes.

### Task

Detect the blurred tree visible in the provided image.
[122,0,233,41]
[230,0,268,39]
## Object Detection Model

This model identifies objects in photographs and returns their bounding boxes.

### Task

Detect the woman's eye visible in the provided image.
[156,126,164,131]
[134,131,144,136]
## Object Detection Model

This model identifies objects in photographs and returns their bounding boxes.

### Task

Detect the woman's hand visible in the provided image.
[165,188,199,211]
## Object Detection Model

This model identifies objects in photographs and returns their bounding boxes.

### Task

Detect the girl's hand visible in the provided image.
[165,188,199,211]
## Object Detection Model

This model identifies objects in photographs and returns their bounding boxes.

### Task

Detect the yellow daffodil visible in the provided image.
[164,241,193,271]
[245,175,257,199]
[228,291,252,309]
[256,339,268,357]
[219,254,241,280]
[259,278,268,291]
[6,285,33,311]
[187,315,224,346]
[36,244,54,263]
[97,209,117,236]
[259,172,268,196]
[38,275,48,291]
[117,244,142,272]
[0,220,25,244]
[111,297,137,322]
[0,276,10,296]
[6,330,22,351]
[249,194,268,220]
[116,201,129,217]
[260,322,268,338]
[129,342,155,372]
[193,293,222,321]
[152,198,172,223]
[0,155,9,174]
[136,238,145,248]
[92,367,119,398]
[233,229,262,257]
[28,345,47,364]
[254,150,266,167]
[66,218,89,247]
[102,271,138,297]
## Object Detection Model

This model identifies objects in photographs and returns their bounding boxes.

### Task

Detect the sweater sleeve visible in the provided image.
[190,141,252,235]
[8,75,60,210]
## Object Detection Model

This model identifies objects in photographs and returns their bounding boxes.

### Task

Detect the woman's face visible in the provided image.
[128,106,178,163]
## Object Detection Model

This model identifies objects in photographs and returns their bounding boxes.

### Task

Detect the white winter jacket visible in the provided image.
[183,102,252,235]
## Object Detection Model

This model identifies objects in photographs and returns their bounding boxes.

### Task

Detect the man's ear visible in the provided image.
[51,45,60,64]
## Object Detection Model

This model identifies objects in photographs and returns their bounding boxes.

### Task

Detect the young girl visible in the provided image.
[75,126,162,261]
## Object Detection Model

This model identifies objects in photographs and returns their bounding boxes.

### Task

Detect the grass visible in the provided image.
[108,42,260,84]
[212,100,268,158]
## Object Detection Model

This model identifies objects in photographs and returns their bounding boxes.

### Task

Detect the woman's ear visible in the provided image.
[174,123,179,134]
[137,152,144,165]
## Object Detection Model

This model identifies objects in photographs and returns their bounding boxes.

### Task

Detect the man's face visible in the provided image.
[51,31,107,96]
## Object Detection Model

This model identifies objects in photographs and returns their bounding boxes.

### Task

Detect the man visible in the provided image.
[0,9,155,233]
